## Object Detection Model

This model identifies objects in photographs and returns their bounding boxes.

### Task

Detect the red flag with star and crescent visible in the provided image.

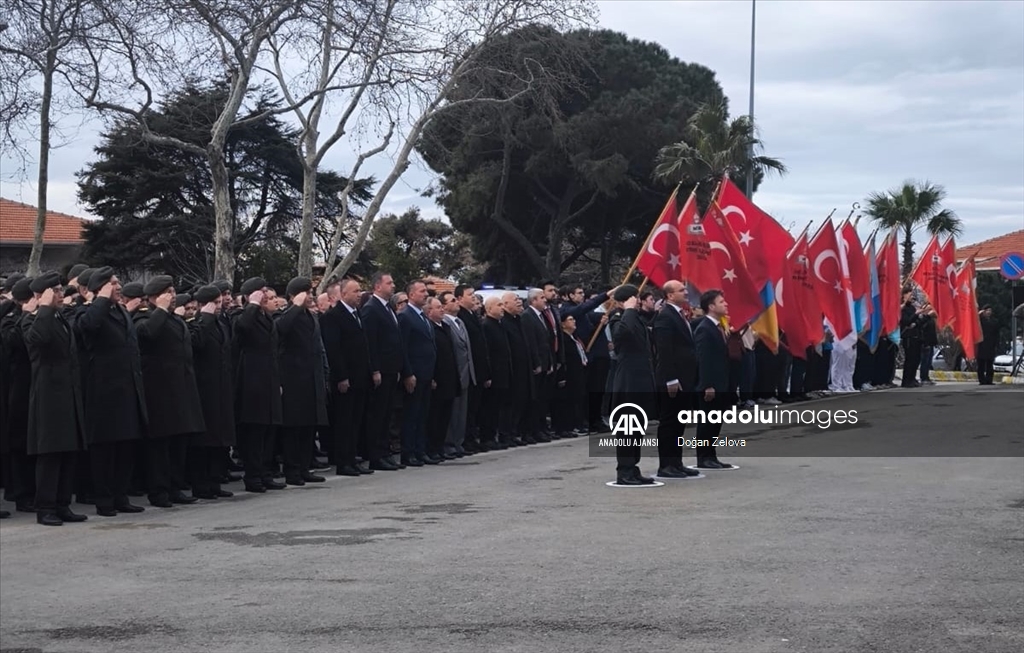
[910,235,957,329]
[777,227,823,357]
[716,177,795,288]
[876,231,902,339]
[699,201,764,326]
[806,220,854,339]
[952,256,982,359]
[634,187,682,288]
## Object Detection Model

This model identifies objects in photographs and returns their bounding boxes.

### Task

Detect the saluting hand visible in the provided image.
[24,296,39,313]
[174,306,186,316]
[40,288,57,307]
[291,291,307,307]
[248,290,264,306]
[97,282,115,300]
[154,291,173,311]
[200,301,217,315]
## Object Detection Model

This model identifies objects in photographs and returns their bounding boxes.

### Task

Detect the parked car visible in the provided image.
[931,347,967,372]
[993,338,1023,374]
[475,286,529,305]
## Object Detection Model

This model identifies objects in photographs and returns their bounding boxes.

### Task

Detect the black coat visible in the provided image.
[275,305,329,427]
[398,307,436,382]
[694,316,730,394]
[431,320,461,401]
[135,308,206,438]
[0,299,16,455]
[360,295,405,377]
[76,296,148,444]
[559,330,588,397]
[608,308,655,407]
[458,306,490,385]
[482,316,511,390]
[502,314,534,401]
[189,312,236,446]
[21,306,86,455]
[900,302,921,341]
[919,314,938,347]
[522,308,553,373]
[320,302,372,390]
[653,304,699,393]
[1,306,31,453]
[233,303,283,426]
[977,315,1000,359]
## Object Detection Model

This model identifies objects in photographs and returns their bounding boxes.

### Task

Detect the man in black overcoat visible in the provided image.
[320,279,373,477]
[427,297,459,461]
[479,297,511,448]
[2,277,36,512]
[76,267,148,515]
[135,275,205,507]
[233,277,285,492]
[21,272,89,526]
[693,289,736,469]
[500,292,533,446]
[275,277,329,486]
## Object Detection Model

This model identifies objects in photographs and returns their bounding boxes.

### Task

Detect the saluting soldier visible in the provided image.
[75,267,148,516]
[187,285,236,499]
[233,277,284,493]
[135,275,205,507]
[2,277,36,512]
[21,272,89,526]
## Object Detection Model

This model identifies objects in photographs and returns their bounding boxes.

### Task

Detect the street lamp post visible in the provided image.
[745,0,756,200]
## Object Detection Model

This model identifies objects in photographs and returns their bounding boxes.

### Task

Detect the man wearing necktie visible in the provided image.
[441,291,475,457]
[397,280,437,466]
[653,280,701,478]
[693,289,736,469]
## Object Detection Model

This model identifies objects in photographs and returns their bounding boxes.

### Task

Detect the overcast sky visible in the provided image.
[2,0,1022,250]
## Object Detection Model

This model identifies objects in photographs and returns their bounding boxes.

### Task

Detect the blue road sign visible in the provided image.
[1000,252,1024,280]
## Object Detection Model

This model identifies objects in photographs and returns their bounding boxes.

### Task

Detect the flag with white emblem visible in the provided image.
[700,201,764,326]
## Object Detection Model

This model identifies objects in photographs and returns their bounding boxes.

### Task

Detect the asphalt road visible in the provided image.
[1,384,1022,653]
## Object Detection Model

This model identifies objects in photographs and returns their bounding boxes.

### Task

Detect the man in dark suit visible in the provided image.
[522,288,555,442]
[608,285,657,485]
[397,280,437,466]
[653,280,701,478]
[427,297,459,460]
[320,279,373,476]
[977,305,1000,385]
[441,291,474,456]
[2,277,37,513]
[480,296,511,447]
[499,292,531,446]
[899,289,924,388]
[693,289,736,469]
[360,272,406,470]
[454,285,489,453]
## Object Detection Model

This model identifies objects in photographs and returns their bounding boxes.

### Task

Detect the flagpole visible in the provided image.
[620,183,682,284]
[785,220,813,258]
[745,0,756,200]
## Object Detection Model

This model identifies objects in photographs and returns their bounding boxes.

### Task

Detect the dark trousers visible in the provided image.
[400,381,431,458]
[144,436,174,503]
[237,423,275,486]
[977,358,995,385]
[74,450,93,501]
[853,340,874,389]
[902,337,921,386]
[282,426,315,481]
[4,449,35,504]
[530,372,554,435]
[332,387,368,467]
[479,386,502,440]
[90,440,136,509]
[464,382,482,445]
[427,395,453,456]
[656,389,693,468]
[187,446,223,496]
[35,451,77,512]
[168,435,189,491]
[919,345,934,381]
[552,381,585,433]
[366,377,399,461]
[790,357,807,396]
[872,342,896,386]
[587,357,610,429]
[753,346,776,399]
[695,393,729,463]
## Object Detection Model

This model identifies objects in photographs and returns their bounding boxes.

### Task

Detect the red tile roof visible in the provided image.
[958,229,1024,270]
[0,197,87,245]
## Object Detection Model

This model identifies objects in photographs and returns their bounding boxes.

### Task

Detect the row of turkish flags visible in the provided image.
[635,175,982,359]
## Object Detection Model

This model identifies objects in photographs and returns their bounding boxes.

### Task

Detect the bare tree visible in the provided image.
[0,0,103,275]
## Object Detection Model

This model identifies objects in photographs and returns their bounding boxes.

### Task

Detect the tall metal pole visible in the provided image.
[745,0,756,200]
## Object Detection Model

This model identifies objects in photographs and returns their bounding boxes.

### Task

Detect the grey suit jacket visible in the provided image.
[444,314,475,387]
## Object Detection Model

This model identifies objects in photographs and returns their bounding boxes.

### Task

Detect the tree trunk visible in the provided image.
[298,153,317,278]
[208,145,235,282]
[901,225,914,278]
[27,49,56,277]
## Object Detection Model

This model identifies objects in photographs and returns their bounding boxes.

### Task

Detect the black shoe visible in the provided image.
[534,433,552,443]
[336,465,362,477]
[697,460,724,469]
[263,479,286,490]
[170,492,198,504]
[442,452,458,460]
[0,510,9,518]
[301,473,326,483]
[521,436,537,445]
[37,512,63,526]
[673,464,700,477]
[15,502,35,513]
[711,459,735,469]
[244,483,267,493]
[634,471,656,484]
[285,477,306,486]
[402,456,424,467]
[357,461,374,474]
[149,497,174,508]
[615,474,645,486]
[56,507,88,522]
[96,506,118,517]
[421,454,442,465]
[192,491,218,500]
[370,458,400,471]
[215,489,234,498]
[115,502,145,513]
[657,467,692,479]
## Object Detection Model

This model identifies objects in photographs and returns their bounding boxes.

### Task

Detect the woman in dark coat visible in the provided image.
[21,273,88,525]
[135,275,205,507]
[187,286,236,499]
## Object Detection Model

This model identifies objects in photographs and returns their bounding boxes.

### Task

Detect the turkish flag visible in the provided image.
[717,177,795,288]
[777,229,823,358]
[876,231,902,340]
[838,220,871,330]
[634,187,681,288]
[673,193,726,295]
[807,221,854,339]
[700,202,764,326]
[910,235,957,329]
[952,257,982,359]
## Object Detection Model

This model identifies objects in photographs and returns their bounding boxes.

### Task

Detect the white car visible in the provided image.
[993,338,1023,374]
[474,287,529,305]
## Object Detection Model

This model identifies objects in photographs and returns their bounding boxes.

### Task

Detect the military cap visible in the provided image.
[143,275,174,296]
[612,284,639,303]
[2,272,26,292]
[87,266,115,293]
[194,285,221,304]
[29,271,61,294]
[12,278,35,302]
[68,263,89,281]
[77,268,97,288]
[240,276,267,296]
[213,279,232,294]
[122,282,145,299]
[175,293,193,307]
[286,276,312,298]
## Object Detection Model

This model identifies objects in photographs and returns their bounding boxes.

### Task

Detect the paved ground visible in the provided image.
[1,384,1022,653]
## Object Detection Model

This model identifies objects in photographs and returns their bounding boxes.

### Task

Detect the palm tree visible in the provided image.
[653,100,787,196]
[864,180,963,276]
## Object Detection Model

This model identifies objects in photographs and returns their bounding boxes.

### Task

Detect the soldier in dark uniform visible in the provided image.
[22,272,89,526]
[2,277,36,512]
[187,285,236,499]
[233,277,285,492]
[977,305,1000,385]
[899,289,924,388]
[135,275,205,507]
[76,267,148,516]
[1,273,27,518]
[275,277,329,486]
